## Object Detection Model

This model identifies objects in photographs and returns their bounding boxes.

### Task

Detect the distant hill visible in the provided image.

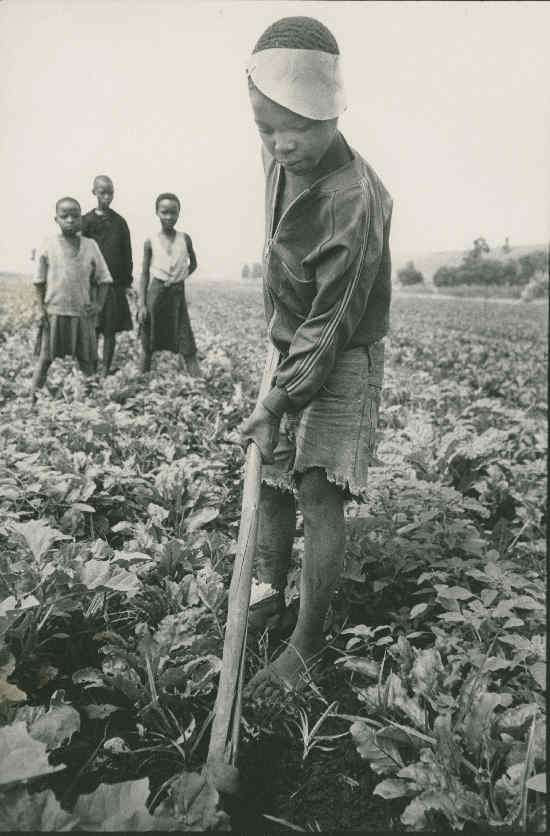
[392,244,548,284]
[0,271,31,282]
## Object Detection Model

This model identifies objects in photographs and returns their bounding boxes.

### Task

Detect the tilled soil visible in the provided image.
[233,732,402,832]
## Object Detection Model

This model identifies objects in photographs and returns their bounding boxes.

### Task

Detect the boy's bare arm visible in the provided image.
[139,239,152,316]
[123,218,134,286]
[34,282,47,316]
[96,282,110,310]
[186,235,197,276]
[34,254,48,316]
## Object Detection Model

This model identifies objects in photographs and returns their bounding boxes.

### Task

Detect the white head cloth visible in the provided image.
[246,47,346,121]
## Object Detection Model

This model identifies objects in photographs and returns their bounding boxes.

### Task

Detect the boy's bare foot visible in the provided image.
[245,638,324,700]
[248,592,284,634]
[184,354,201,378]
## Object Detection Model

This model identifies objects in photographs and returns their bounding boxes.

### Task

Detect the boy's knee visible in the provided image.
[260,482,295,516]
[297,468,343,515]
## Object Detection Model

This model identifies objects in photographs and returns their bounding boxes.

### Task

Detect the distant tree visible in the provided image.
[252,262,263,279]
[521,269,549,302]
[30,248,36,262]
[463,237,490,265]
[434,258,517,288]
[397,261,424,285]
[241,263,250,279]
[517,250,549,284]
[502,236,511,254]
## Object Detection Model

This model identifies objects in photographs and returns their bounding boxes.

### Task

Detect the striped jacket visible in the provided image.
[260,137,393,417]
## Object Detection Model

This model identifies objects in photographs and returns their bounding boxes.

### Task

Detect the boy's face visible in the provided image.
[249,84,338,176]
[93,178,114,210]
[157,199,180,230]
[55,201,81,237]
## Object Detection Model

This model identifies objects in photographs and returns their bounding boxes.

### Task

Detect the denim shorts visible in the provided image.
[262,340,385,500]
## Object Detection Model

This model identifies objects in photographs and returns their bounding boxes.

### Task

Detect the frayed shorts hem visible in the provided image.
[261,342,385,502]
[262,466,370,503]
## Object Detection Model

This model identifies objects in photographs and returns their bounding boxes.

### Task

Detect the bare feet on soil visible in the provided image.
[245,638,324,700]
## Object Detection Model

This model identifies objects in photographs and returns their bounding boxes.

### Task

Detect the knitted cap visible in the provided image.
[253,16,339,54]
[246,17,346,121]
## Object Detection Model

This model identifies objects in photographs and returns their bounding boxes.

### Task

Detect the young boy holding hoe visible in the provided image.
[81,175,133,376]
[31,198,113,398]
[241,17,393,698]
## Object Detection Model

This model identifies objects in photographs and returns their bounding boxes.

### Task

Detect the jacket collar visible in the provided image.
[266,133,365,195]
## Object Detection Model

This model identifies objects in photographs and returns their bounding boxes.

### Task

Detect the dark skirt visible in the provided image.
[37,313,97,375]
[141,278,196,356]
[97,285,133,336]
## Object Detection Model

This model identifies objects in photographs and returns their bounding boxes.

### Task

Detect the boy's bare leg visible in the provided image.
[140,350,152,374]
[31,355,52,397]
[249,483,295,631]
[246,468,345,697]
[179,352,201,378]
[102,335,116,374]
[77,363,96,377]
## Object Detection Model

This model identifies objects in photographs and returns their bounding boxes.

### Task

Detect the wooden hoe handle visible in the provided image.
[206,344,279,793]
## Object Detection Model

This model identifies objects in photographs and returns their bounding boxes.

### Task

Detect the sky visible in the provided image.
[1,0,549,277]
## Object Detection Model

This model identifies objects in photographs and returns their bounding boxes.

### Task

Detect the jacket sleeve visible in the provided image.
[262,184,388,417]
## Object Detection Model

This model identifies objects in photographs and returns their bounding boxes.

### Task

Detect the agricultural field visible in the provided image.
[0,277,547,831]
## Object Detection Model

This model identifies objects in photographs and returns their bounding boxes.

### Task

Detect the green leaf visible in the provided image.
[463,690,513,756]
[71,778,174,831]
[410,603,428,619]
[72,668,105,688]
[410,648,443,698]
[12,520,70,561]
[342,658,380,678]
[438,612,465,622]
[529,662,546,689]
[434,584,474,600]
[0,786,75,831]
[526,773,546,794]
[147,502,170,526]
[0,721,63,785]
[186,507,219,532]
[103,737,131,754]
[503,617,525,628]
[30,703,80,751]
[159,771,230,830]
[82,704,121,720]
[80,559,141,597]
[483,656,512,672]
[374,778,411,799]
[498,703,537,731]
[508,595,545,611]
[350,721,404,775]
[492,599,517,618]
[0,654,26,706]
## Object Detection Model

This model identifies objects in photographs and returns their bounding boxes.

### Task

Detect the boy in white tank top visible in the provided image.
[138,193,200,376]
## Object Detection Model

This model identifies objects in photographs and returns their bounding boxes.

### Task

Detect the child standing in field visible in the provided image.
[138,194,200,377]
[241,17,393,697]
[31,198,113,398]
[81,175,133,376]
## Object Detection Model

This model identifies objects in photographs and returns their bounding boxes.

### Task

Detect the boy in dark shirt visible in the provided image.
[241,16,393,698]
[81,175,133,375]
